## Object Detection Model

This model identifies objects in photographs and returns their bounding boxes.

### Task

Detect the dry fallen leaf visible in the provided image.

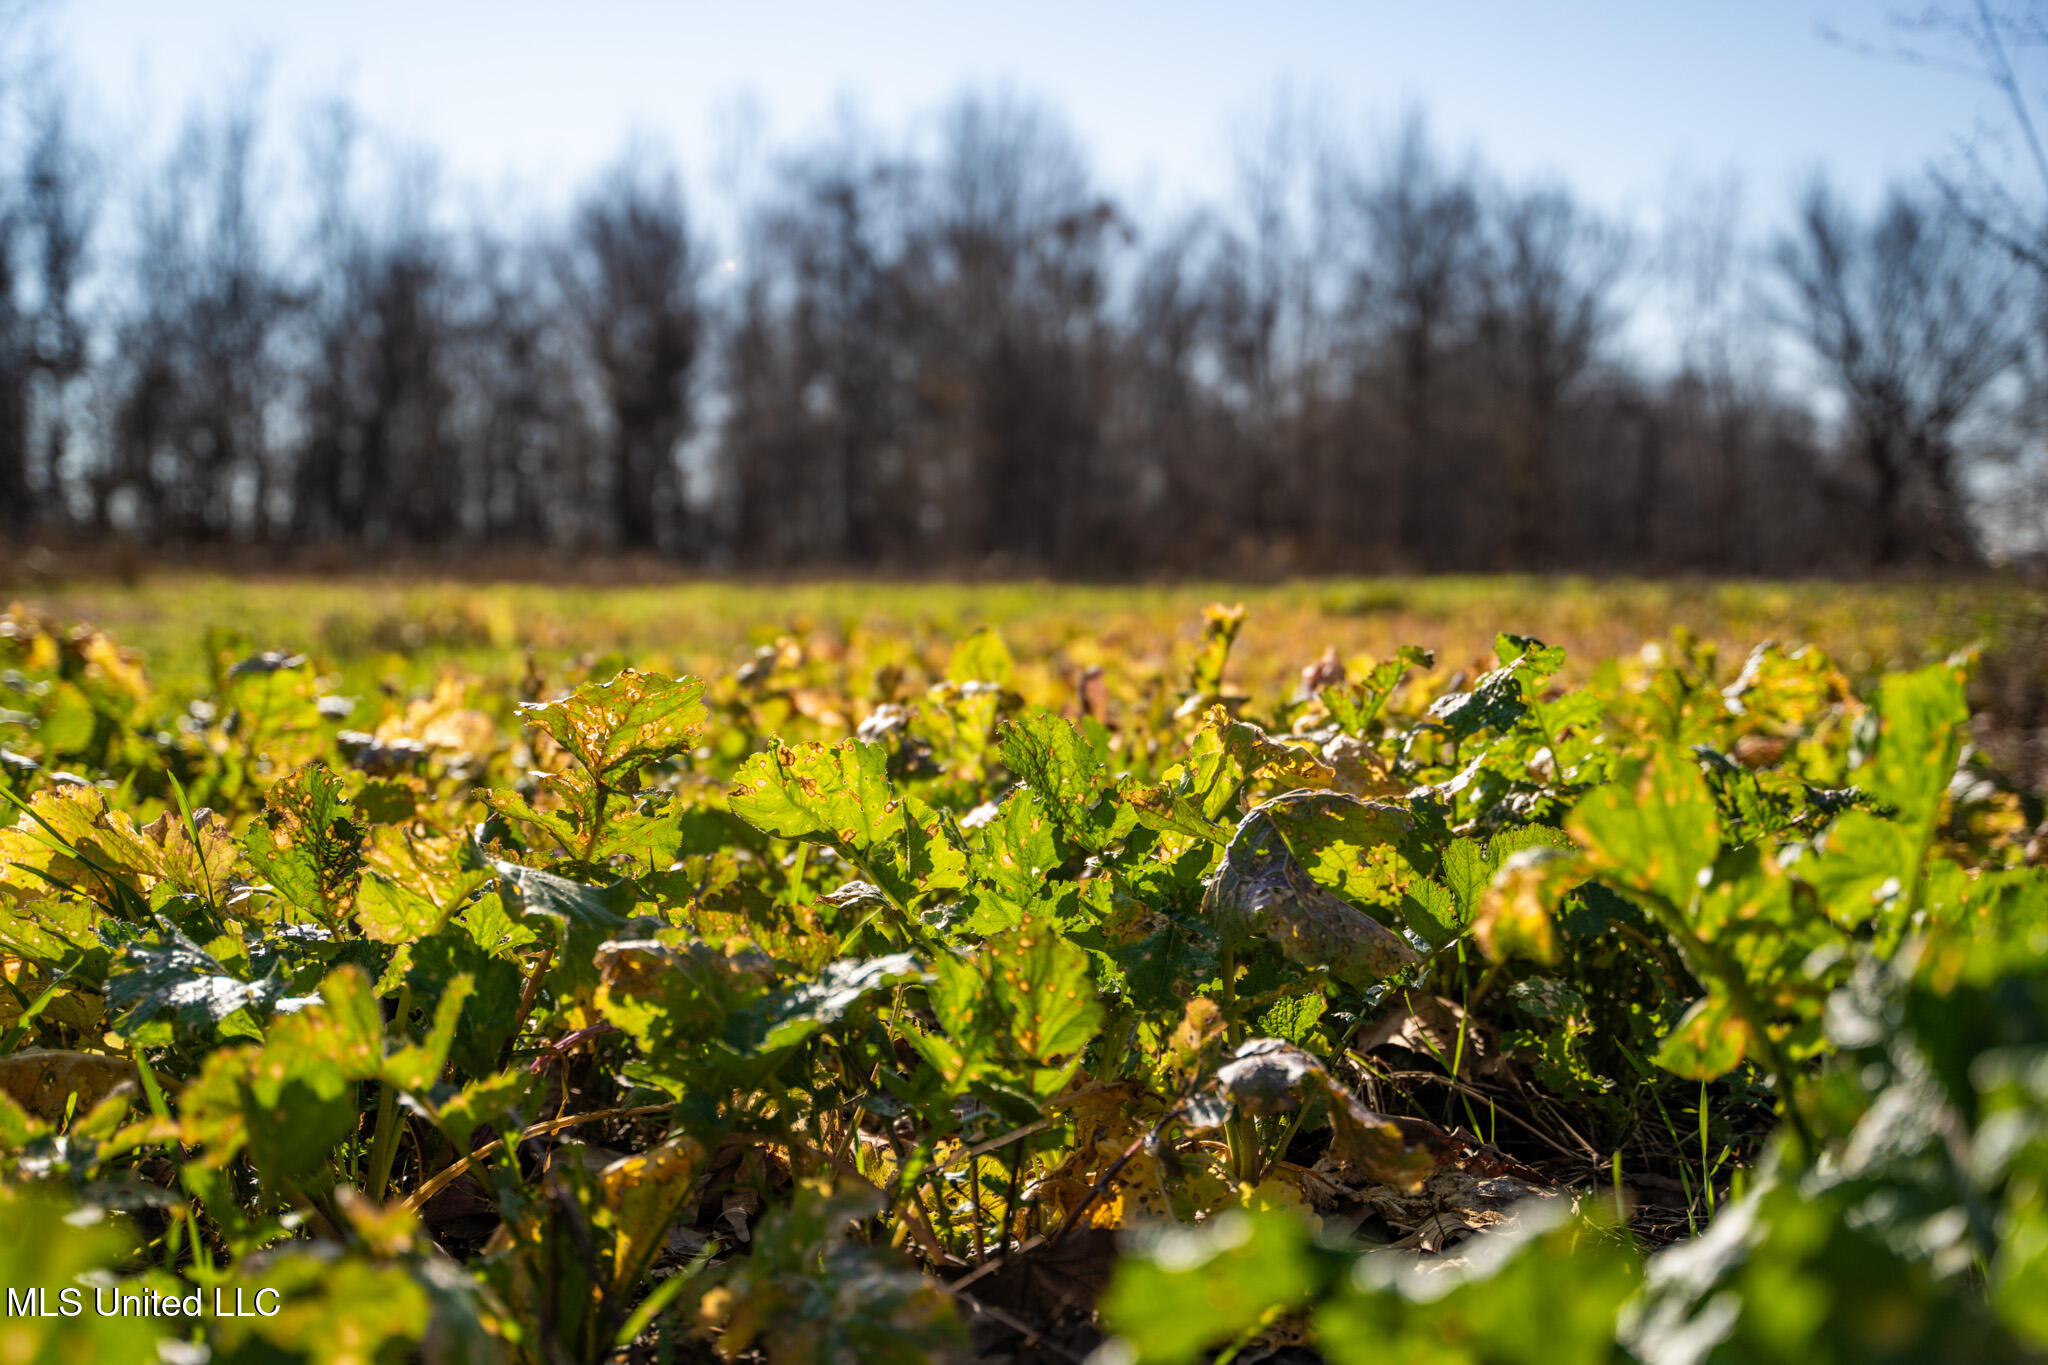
[0,1048,138,1122]
[1355,991,1508,1080]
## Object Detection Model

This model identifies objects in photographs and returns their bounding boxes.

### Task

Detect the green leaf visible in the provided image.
[1495,632,1566,680]
[0,1195,171,1361]
[594,936,776,1084]
[946,627,1015,687]
[1441,837,1490,920]
[1569,746,1721,910]
[1623,1180,2020,1362]
[710,1185,966,1364]
[914,923,1103,1097]
[519,669,708,786]
[1323,645,1434,735]
[1319,1204,1637,1365]
[355,778,417,825]
[748,952,925,1052]
[1102,1208,1321,1365]
[210,1251,432,1365]
[898,793,971,902]
[36,681,98,759]
[480,788,582,851]
[971,785,1063,914]
[1122,779,1233,844]
[1186,602,1246,700]
[384,974,475,1091]
[1427,661,1531,740]
[1864,661,1970,831]
[403,931,524,1078]
[1257,991,1327,1048]
[729,739,903,849]
[1210,710,1337,791]
[985,924,1102,1066]
[998,711,1134,853]
[1473,846,1583,966]
[422,1068,531,1152]
[599,1135,709,1300]
[105,931,287,1043]
[241,762,365,927]
[355,870,462,945]
[187,965,386,1190]
[483,855,628,990]
[1801,810,1919,929]
[1653,993,1754,1080]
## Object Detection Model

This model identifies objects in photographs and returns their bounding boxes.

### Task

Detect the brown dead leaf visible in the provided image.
[0,1048,137,1122]
[1298,647,1346,699]
[1355,992,1507,1080]
[1733,734,1791,770]
[1360,1168,1563,1254]
[1212,1040,1441,1193]
[1068,666,1111,724]
[1319,734,1406,798]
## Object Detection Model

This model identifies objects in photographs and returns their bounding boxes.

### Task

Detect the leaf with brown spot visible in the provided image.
[1210,707,1339,792]
[1203,801,1420,988]
[1473,845,1584,966]
[600,1135,708,1300]
[242,762,364,927]
[518,669,707,787]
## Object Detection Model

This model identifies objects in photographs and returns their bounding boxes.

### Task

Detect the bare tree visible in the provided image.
[1349,111,1485,562]
[1477,185,1629,564]
[1203,92,1349,561]
[106,92,290,539]
[0,76,1978,575]
[742,126,913,562]
[459,223,587,545]
[560,149,703,552]
[1776,180,2021,564]
[1111,214,1233,567]
[0,92,92,530]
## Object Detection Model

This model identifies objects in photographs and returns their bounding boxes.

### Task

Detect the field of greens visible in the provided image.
[3,576,2048,1364]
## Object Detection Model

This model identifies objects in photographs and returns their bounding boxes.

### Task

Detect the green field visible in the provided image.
[3,574,2047,1364]
[12,571,2035,692]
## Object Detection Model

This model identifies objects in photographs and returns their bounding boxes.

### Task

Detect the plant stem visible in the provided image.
[501,942,555,1070]
[364,983,412,1201]
[1635,886,1817,1160]
[1216,947,1260,1183]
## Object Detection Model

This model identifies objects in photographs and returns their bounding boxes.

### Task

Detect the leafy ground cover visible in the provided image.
[2,578,2047,1363]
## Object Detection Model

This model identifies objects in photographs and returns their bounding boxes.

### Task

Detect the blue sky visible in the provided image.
[43,0,2007,228]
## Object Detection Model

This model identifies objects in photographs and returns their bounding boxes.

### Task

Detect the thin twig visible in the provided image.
[404,1103,672,1211]
[498,941,555,1070]
[725,1130,883,1196]
[948,1233,1049,1293]
[935,1115,1058,1170]
[939,1284,1086,1365]
[1349,1055,1595,1164]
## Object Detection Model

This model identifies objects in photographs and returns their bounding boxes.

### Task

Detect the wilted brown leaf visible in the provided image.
[1203,806,1419,987]
[0,1049,137,1122]
[1474,845,1584,965]
[1355,991,1507,1080]
[1211,1039,1440,1193]
[601,1134,709,1298]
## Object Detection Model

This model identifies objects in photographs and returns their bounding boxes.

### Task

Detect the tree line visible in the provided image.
[0,79,2035,574]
